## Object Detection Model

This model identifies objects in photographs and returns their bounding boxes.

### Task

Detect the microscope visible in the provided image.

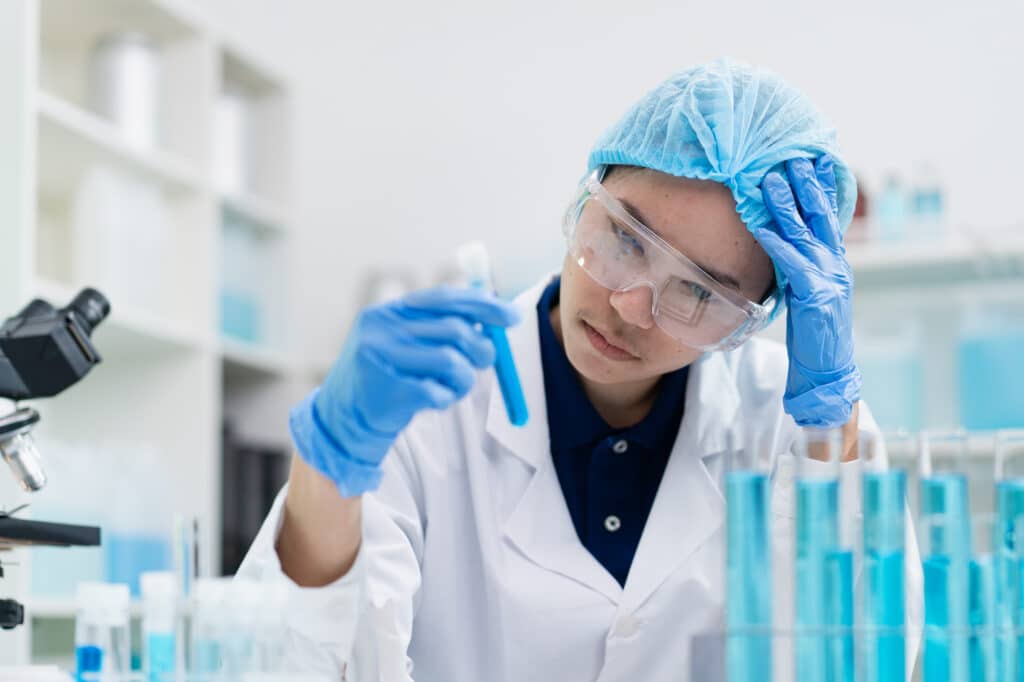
[0,287,110,629]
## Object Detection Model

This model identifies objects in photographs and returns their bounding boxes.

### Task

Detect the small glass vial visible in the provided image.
[75,581,131,681]
[141,571,179,682]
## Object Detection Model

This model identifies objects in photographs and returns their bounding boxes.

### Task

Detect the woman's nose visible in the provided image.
[609,286,656,329]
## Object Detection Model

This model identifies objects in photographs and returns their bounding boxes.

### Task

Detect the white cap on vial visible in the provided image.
[76,582,131,626]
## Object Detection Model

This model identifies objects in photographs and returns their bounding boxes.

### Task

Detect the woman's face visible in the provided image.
[557,168,776,386]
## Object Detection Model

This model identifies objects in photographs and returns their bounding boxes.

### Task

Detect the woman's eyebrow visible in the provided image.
[618,197,743,290]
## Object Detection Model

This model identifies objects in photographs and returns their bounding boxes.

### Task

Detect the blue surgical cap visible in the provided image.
[587,57,857,321]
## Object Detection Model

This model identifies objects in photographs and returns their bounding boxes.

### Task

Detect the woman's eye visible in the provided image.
[679,280,712,301]
[613,224,644,256]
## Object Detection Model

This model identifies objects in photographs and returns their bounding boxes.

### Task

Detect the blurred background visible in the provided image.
[0,0,1021,670]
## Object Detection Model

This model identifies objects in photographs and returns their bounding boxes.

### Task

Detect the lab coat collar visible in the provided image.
[490,273,744,606]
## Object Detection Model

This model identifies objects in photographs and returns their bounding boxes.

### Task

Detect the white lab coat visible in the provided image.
[238,274,923,681]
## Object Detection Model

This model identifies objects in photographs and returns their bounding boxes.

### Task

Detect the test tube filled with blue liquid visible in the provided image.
[967,522,999,682]
[456,241,528,427]
[994,430,1024,681]
[726,461,773,682]
[861,431,907,682]
[919,430,972,682]
[795,428,853,682]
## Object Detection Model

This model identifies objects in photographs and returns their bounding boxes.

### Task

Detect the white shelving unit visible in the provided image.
[846,236,1024,433]
[0,0,313,666]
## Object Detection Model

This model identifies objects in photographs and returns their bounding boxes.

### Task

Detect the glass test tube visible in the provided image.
[994,430,1024,681]
[725,439,772,682]
[920,430,972,682]
[968,515,999,682]
[861,431,907,682]
[795,428,853,682]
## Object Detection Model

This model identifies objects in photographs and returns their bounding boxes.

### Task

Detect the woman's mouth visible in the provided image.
[582,321,638,361]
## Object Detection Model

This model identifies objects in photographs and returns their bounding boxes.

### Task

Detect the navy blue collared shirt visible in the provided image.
[537,276,688,587]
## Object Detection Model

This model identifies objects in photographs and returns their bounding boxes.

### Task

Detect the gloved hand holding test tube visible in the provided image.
[456,242,528,427]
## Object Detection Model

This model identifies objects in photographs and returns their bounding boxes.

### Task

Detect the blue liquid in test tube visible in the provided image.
[76,645,103,682]
[968,555,998,682]
[863,470,906,682]
[921,473,971,682]
[726,471,772,682]
[145,631,175,682]
[457,242,528,427]
[827,547,855,681]
[796,477,852,682]
[996,479,1024,681]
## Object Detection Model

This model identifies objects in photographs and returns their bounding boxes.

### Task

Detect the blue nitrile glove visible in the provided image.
[289,286,521,497]
[754,156,862,428]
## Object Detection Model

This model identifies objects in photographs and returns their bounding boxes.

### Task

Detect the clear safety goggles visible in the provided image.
[562,170,777,352]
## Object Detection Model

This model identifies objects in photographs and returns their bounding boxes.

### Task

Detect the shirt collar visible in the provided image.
[536,276,688,452]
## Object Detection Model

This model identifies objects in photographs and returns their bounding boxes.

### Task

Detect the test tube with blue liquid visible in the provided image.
[861,431,907,682]
[994,430,1024,681]
[919,430,972,682]
[724,437,773,682]
[141,571,178,682]
[794,428,854,682]
[968,515,1000,682]
[74,582,131,682]
[456,242,528,427]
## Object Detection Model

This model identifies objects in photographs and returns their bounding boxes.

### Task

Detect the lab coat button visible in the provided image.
[604,515,621,532]
[612,439,629,454]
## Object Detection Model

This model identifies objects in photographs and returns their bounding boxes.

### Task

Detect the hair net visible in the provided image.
[587,57,857,321]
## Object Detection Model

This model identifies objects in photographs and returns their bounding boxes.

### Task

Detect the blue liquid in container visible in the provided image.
[958,330,1024,431]
[924,555,954,682]
[76,644,103,681]
[192,639,221,676]
[858,354,923,432]
[145,632,175,682]
[995,480,1024,681]
[968,556,998,682]
[220,289,261,344]
[863,471,907,682]
[725,471,772,682]
[796,477,843,682]
[826,548,854,682]
[105,533,171,597]
[921,474,971,682]
[865,550,906,682]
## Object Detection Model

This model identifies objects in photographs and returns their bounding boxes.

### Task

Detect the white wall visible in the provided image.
[201,0,1024,369]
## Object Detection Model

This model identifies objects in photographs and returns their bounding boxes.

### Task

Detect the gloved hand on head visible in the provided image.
[756,156,861,428]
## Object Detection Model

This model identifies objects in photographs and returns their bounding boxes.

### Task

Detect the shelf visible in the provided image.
[219,41,286,96]
[26,598,142,620]
[36,91,206,198]
[883,433,1014,461]
[847,238,1024,288]
[39,0,202,47]
[34,278,211,357]
[220,337,297,379]
[221,191,289,235]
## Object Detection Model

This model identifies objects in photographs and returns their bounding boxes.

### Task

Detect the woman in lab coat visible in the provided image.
[239,59,922,681]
